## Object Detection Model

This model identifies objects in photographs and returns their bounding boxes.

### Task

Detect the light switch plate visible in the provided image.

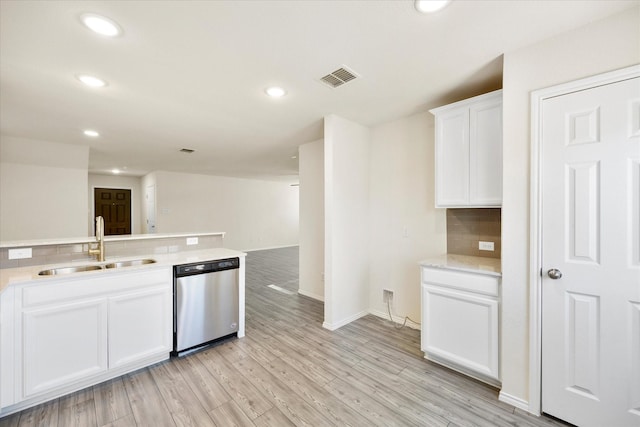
[186,237,198,246]
[479,241,495,251]
[9,248,32,259]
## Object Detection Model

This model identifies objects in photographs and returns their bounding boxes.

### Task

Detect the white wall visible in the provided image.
[0,136,89,240]
[152,171,299,251]
[309,112,447,328]
[141,172,157,234]
[298,138,325,301]
[323,115,371,329]
[368,111,447,323]
[88,174,143,235]
[501,6,640,407]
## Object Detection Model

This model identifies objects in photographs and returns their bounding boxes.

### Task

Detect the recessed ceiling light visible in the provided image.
[111,168,121,174]
[265,87,286,98]
[83,129,100,137]
[77,74,107,88]
[415,0,451,13]
[80,13,122,37]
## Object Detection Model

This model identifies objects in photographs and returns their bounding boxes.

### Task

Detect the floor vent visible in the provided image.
[320,66,358,88]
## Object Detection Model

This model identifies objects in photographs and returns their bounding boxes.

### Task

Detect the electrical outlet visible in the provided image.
[186,237,198,245]
[479,241,495,251]
[8,248,32,259]
[383,289,394,303]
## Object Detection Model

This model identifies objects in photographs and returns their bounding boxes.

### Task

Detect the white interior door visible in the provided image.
[541,76,640,426]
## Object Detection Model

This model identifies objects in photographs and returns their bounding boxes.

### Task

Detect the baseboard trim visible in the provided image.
[322,310,368,331]
[297,289,324,301]
[0,352,169,417]
[498,391,530,413]
[368,309,421,330]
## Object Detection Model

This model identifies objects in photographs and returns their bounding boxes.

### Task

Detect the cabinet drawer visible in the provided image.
[421,267,499,297]
[21,267,171,308]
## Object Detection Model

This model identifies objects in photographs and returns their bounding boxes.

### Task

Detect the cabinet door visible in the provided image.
[435,108,470,207]
[422,284,499,381]
[22,299,108,397]
[108,286,172,369]
[469,98,502,206]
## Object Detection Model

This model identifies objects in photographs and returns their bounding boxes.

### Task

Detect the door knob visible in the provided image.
[547,269,563,280]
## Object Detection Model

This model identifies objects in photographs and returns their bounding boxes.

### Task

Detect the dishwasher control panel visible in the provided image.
[174,258,239,277]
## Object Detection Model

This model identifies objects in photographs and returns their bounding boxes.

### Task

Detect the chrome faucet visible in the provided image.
[89,216,105,262]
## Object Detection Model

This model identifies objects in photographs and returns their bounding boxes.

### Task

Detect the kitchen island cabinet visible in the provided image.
[420,256,501,386]
[0,246,246,417]
[2,266,172,413]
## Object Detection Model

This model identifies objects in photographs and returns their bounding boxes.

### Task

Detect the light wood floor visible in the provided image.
[0,246,570,427]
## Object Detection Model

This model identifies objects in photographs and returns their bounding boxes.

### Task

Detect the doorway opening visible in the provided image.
[246,246,299,294]
[94,187,132,235]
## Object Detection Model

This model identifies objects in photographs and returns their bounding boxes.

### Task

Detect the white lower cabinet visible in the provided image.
[23,299,108,397]
[2,266,172,414]
[108,286,171,369]
[421,266,500,386]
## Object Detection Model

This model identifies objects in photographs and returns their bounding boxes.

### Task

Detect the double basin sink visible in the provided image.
[38,259,156,276]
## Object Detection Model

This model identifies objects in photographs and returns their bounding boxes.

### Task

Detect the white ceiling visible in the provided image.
[1,1,636,181]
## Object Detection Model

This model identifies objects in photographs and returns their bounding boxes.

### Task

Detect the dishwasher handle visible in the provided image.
[182,264,205,273]
[174,257,239,277]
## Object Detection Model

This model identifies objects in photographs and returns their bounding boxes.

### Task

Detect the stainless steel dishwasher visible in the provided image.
[172,258,239,355]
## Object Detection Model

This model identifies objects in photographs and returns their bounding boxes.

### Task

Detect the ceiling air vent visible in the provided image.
[179,148,195,153]
[320,66,358,88]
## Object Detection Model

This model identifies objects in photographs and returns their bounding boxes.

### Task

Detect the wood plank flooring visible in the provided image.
[0,246,570,427]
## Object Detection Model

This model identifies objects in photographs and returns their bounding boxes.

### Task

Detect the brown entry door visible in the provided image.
[94,188,132,235]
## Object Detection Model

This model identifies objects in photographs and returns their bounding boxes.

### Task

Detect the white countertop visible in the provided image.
[0,232,226,249]
[0,248,245,293]
[420,254,501,277]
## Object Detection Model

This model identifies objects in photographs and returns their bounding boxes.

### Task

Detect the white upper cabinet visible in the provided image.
[431,90,503,207]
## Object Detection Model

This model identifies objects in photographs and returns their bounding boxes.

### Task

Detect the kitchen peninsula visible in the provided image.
[0,232,246,417]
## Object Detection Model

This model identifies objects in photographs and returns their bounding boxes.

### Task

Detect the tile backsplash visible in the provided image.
[0,234,224,269]
[447,208,501,259]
